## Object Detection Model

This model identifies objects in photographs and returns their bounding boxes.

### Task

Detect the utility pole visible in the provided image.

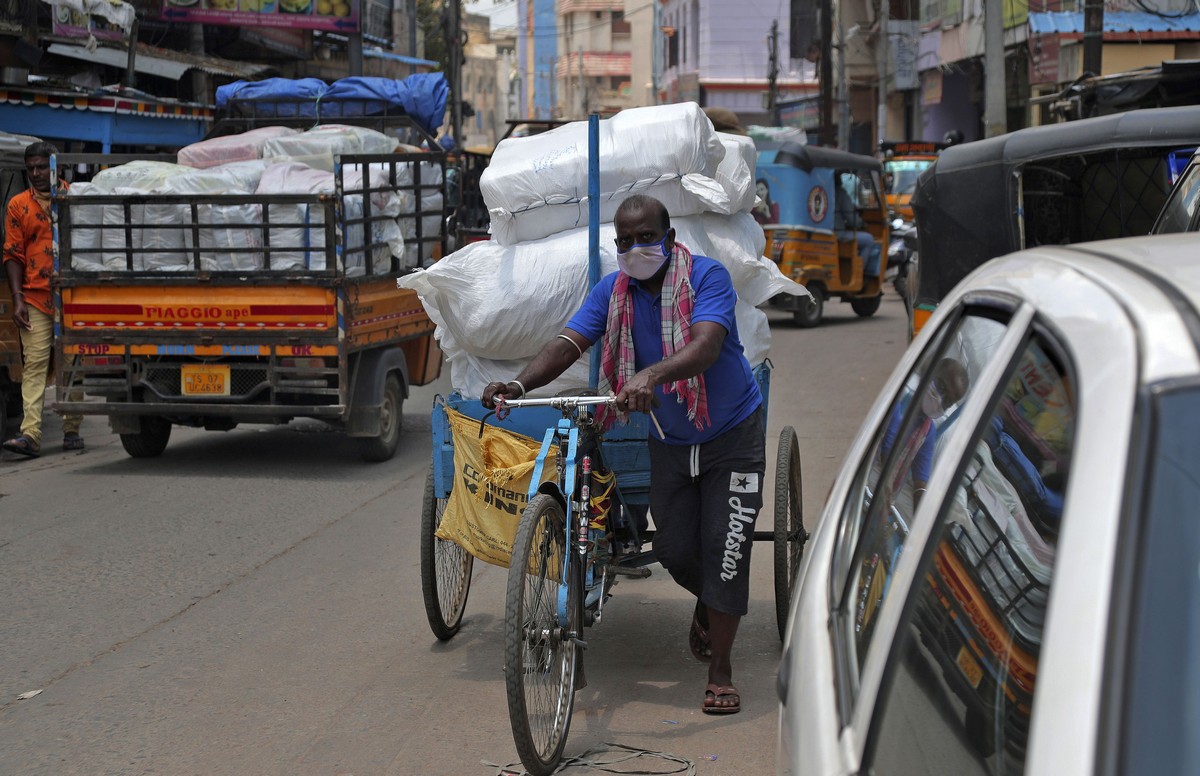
[579,46,586,116]
[819,0,834,145]
[837,10,850,149]
[767,20,779,126]
[982,0,1005,137]
[449,0,463,143]
[876,0,888,146]
[1083,0,1104,77]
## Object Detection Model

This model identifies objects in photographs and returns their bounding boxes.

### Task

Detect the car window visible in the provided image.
[836,312,1008,687]
[868,336,1075,776]
[1120,385,1200,774]
[1153,160,1200,234]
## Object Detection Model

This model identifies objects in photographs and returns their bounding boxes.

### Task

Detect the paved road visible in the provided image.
[0,293,908,775]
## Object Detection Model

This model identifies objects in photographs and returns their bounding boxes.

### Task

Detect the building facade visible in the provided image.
[657,0,816,130]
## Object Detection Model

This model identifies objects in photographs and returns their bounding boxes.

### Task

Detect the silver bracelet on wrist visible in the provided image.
[507,380,526,398]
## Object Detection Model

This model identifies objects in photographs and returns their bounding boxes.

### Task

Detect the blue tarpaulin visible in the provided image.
[215,73,448,135]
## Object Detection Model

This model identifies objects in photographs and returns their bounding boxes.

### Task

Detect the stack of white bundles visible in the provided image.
[255,162,335,270]
[261,124,398,173]
[143,161,272,272]
[342,166,406,277]
[88,161,192,270]
[481,102,730,245]
[177,127,299,169]
[400,212,808,397]
[65,182,106,271]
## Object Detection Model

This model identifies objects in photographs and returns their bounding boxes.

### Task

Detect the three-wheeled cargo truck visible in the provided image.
[50,102,447,462]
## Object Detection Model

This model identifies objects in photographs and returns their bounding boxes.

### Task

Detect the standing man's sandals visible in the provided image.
[63,433,85,451]
[702,684,741,714]
[689,605,712,662]
[2,435,41,457]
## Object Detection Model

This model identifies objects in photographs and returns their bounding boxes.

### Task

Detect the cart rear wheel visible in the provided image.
[120,415,172,458]
[774,425,808,641]
[420,466,473,640]
[794,286,824,328]
[505,493,579,776]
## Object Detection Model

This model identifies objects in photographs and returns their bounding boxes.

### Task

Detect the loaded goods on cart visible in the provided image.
[401,102,808,398]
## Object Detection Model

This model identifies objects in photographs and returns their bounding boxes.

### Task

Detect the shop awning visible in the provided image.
[47,42,275,81]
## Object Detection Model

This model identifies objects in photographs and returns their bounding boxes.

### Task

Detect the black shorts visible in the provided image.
[648,407,766,616]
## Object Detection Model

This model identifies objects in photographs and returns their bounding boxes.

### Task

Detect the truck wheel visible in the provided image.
[850,294,882,317]
[793,286,824,328]
[120,416,172,458]
[358,373,403,463]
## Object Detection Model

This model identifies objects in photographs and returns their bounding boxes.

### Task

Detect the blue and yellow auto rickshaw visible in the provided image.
[757,143,889,327]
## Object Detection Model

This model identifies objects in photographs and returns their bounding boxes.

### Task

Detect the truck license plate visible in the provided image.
[956,646,984,689]
[181,364,230,396]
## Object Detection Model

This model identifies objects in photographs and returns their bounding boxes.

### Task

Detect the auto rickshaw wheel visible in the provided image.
[850,294,883,317]
[794,286,824,328]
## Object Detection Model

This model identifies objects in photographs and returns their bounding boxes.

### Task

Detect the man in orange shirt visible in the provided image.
[2,141,83,457]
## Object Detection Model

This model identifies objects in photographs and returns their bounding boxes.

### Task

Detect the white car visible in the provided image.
[777,233,1200,776]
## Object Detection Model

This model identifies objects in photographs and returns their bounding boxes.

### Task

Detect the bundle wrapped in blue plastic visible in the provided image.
[215,73,449,135]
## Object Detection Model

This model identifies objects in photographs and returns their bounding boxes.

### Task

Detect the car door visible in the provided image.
[774,297,1034,775]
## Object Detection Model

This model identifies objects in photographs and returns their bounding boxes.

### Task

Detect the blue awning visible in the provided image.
[0,86,209,152]
[1029,10,1200,35]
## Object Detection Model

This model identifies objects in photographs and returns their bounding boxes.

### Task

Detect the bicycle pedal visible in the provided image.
[609,564,652,578]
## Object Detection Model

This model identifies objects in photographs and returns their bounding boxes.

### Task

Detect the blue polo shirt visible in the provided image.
[566,255,762,445]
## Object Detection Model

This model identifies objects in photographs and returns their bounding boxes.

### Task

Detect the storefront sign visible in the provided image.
[160,0,360,33]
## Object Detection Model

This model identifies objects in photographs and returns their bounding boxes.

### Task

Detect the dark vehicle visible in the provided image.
[910,105,1200,339]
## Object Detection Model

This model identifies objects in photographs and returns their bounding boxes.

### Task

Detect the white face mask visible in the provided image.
[616,237,670,280]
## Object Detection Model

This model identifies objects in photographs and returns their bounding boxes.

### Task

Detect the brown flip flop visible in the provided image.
[703,683,740,714]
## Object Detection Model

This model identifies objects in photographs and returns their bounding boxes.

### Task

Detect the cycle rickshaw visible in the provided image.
[417,117,808,776]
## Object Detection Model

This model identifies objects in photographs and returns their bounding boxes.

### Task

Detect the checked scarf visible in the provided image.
[598,240,710,431]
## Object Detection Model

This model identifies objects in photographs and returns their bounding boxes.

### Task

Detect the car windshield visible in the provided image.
[885,159,933,195]
[1121,383,1200,773]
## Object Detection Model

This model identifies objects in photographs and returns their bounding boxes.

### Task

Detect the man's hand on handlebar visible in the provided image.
[614,372,660,415]
[482,380,522,409]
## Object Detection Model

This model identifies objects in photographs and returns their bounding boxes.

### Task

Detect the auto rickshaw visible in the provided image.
[880,140,947,222]
[0,131,38,437]
[758,143,889,327]
[910,105,1200,340]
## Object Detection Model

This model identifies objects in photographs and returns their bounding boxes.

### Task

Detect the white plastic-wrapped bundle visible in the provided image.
[715,132,758,214]
[398,212,806,364]
[342,166,406,277]
[255,162,334,270]
[177,127,299,169]
[261,124,398,173]
[90,160,191,192]
[481,103,730,245]
[397,187,444,269]
[140,161,271,272]
[87,162,192,271]
[65,182,106,271]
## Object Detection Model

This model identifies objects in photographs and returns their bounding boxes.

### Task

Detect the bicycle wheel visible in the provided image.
[505,493,580,776]
[774,425,808,641]
[420,466,473,641]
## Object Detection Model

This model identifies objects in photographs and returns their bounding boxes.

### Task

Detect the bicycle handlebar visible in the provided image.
[495,394,666,440]
[496,394,616,412]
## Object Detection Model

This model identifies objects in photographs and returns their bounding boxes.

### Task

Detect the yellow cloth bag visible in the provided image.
[435,407,557,568]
